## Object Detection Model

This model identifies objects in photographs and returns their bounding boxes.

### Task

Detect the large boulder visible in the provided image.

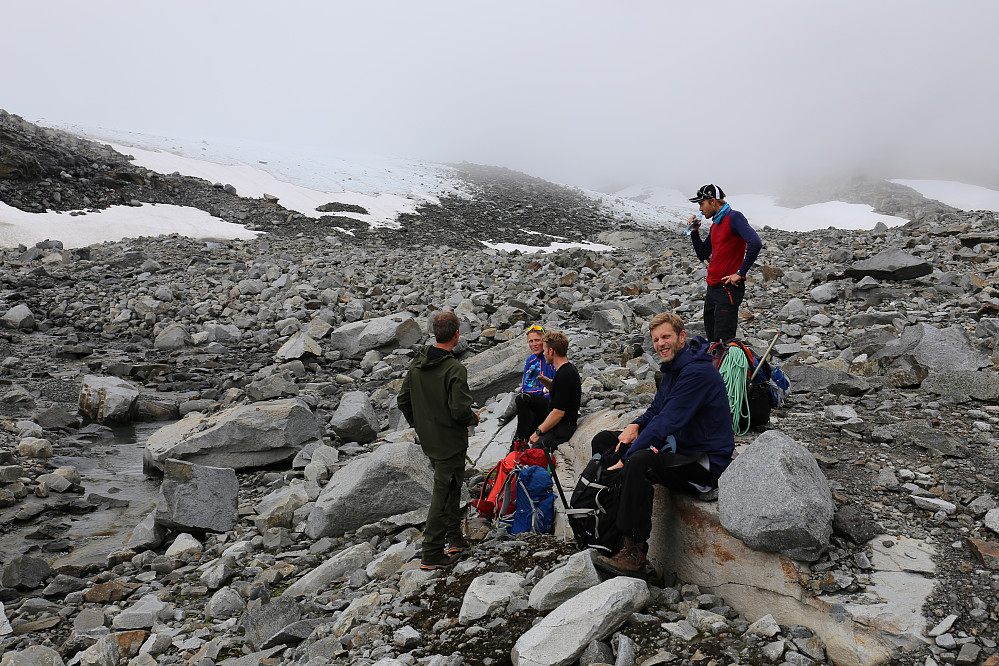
[870,323,991,374]
[459,572,524,624]
[844,249,932,281]
[511,577,649,666]
[783,364,870,396]
[154,459,238,533]
[718,430,834,562]
[153,324,193,351]
[465,338,527,405]
[305,442,434,538]
[78,375,140,423]
[327,313,421,358]
[282,543,374,598]
[529,550,601,611]
[0,555,52,590]
[1,304,35,331]
[329,391,379,443]
[143,398,322,472]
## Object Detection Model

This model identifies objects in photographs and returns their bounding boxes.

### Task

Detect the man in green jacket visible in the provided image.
[398,311,479,569]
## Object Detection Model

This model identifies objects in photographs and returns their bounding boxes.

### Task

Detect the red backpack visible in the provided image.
[472,448,550,521]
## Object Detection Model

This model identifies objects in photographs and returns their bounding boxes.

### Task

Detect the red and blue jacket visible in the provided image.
[691,205,762,286]
[625,336,735,476]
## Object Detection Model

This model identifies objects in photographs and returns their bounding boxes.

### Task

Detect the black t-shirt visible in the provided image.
[548,362,581,427]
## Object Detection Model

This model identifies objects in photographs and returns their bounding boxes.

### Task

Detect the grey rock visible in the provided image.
[746,613,781,637]
[511,577,650,666]
[967,494,997,519]
[459,571,523,624]
[529,550,601,611]
[154,459,239,532]
[783,365,869,396]
[872,323,990,373]
[719,430,834,561]
[275,332,322,361]
[0,555,52,590]
[112,593,171,630]
[126,512,166,551]
[844,249,932,280]
[282,542,374,597]
[984,508,999,535]
[153,323,193,351]
[328,312,421,358]
[0,647,65,666]
[778,298,809,323]
[78,375,140,423]
[809,283,838,304]
[579,640,614,666]
[1,304,35,331]
[144,397,322,472]
[205,323,241,344]
[306,441,433,538]
[18,437,54,458]
[241,596,301,649]
[329,391,379,443]
[76,634,119,666]
[922,370,999,401]
[832,504,880,544]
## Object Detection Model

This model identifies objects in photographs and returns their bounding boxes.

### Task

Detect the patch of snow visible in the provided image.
[481,240,615,254]
[0,202,258,250]
[890,179,999,212]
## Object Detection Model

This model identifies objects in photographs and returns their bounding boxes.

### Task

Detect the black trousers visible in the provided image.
[515,392,550,440]
[703,282,745,343]
[590,430,719,543]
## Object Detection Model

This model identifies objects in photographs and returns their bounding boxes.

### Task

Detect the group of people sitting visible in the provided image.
[399,310,735,573]
[510,313,735,576]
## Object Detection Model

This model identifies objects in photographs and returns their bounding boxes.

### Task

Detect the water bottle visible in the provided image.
[684,212,704,235]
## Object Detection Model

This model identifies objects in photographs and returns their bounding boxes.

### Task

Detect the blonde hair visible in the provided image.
[648,312,685,336]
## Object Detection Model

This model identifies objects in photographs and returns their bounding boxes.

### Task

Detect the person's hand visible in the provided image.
[687,214,701,232]
[529,432,540,445]
[526,365,540,383]
[721,273,744,285]
[618,424,640,446]
[607,460,624,471]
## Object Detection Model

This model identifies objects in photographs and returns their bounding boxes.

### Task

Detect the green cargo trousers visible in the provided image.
[423,450,466,557]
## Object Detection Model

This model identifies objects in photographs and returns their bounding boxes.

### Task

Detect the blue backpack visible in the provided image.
[511,465,555,534]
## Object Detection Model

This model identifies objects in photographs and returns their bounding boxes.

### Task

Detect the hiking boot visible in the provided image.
[595,537,648,576]
[447,537,471,555]
[420,551,459,570]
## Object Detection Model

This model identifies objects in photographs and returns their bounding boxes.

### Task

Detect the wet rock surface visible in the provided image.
[1,110,999,664]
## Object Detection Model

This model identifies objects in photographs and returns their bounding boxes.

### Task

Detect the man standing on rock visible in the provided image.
[591,313,734,576]
[398,311,479,570]
[525,330,581,452]
[512,324,556,449]
[687,184,762,342]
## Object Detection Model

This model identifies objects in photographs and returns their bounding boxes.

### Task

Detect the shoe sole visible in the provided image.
[447,545,469,555]
[594,556,646,577]
[419,561,456,570]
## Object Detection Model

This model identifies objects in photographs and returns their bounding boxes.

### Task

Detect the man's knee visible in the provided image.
[590,430,620,457]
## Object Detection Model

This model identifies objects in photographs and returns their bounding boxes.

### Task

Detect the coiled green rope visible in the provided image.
[719,346,751,436]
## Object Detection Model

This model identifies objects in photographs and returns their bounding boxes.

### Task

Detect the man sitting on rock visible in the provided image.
[524,330,580,452]
[398,311,479,570]
[591,313,734,576]
[512,324,556,449]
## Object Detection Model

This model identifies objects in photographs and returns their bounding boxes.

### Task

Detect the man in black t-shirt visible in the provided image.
[527,330,580,451]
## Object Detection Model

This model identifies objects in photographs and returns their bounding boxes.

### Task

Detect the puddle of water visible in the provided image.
[0,421,170,571]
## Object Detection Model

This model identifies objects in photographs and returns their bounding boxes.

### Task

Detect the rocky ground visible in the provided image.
[1,109,999,666]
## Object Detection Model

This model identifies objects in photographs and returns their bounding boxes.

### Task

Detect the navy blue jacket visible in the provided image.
[625,336,735,475]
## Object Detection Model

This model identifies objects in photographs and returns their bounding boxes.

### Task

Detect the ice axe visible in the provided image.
[749,332,781,382]
[468,413,508,469]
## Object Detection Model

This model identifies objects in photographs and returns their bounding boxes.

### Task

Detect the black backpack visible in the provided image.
[566,453,623,555]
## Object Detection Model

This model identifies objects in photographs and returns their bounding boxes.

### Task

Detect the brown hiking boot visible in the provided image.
[595,537,648,576]
[447,537,471,555]
[420,551,459,570]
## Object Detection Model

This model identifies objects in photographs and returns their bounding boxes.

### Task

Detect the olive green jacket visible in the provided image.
[398,345,477,460]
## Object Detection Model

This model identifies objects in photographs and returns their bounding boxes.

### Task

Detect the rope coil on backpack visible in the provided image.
[718,346,751,436]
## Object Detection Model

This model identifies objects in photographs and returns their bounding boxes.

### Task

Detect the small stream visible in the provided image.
[0,421,167,571]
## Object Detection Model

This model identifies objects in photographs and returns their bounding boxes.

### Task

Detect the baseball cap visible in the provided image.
[689,184,725,203]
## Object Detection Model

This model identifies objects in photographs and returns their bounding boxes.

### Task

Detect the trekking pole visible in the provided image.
[749,332,781,382]
[543,443,585,544]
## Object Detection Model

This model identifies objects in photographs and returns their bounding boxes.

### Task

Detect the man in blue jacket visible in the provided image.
[591,312,734,576]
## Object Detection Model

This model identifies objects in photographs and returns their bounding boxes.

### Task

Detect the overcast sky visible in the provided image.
[5,1,998,193]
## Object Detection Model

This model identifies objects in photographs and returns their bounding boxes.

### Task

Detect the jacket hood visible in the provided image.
[411,345,454,370]
[660,335,713,373]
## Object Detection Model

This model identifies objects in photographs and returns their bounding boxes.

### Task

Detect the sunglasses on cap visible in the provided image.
[527,325,546,334]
